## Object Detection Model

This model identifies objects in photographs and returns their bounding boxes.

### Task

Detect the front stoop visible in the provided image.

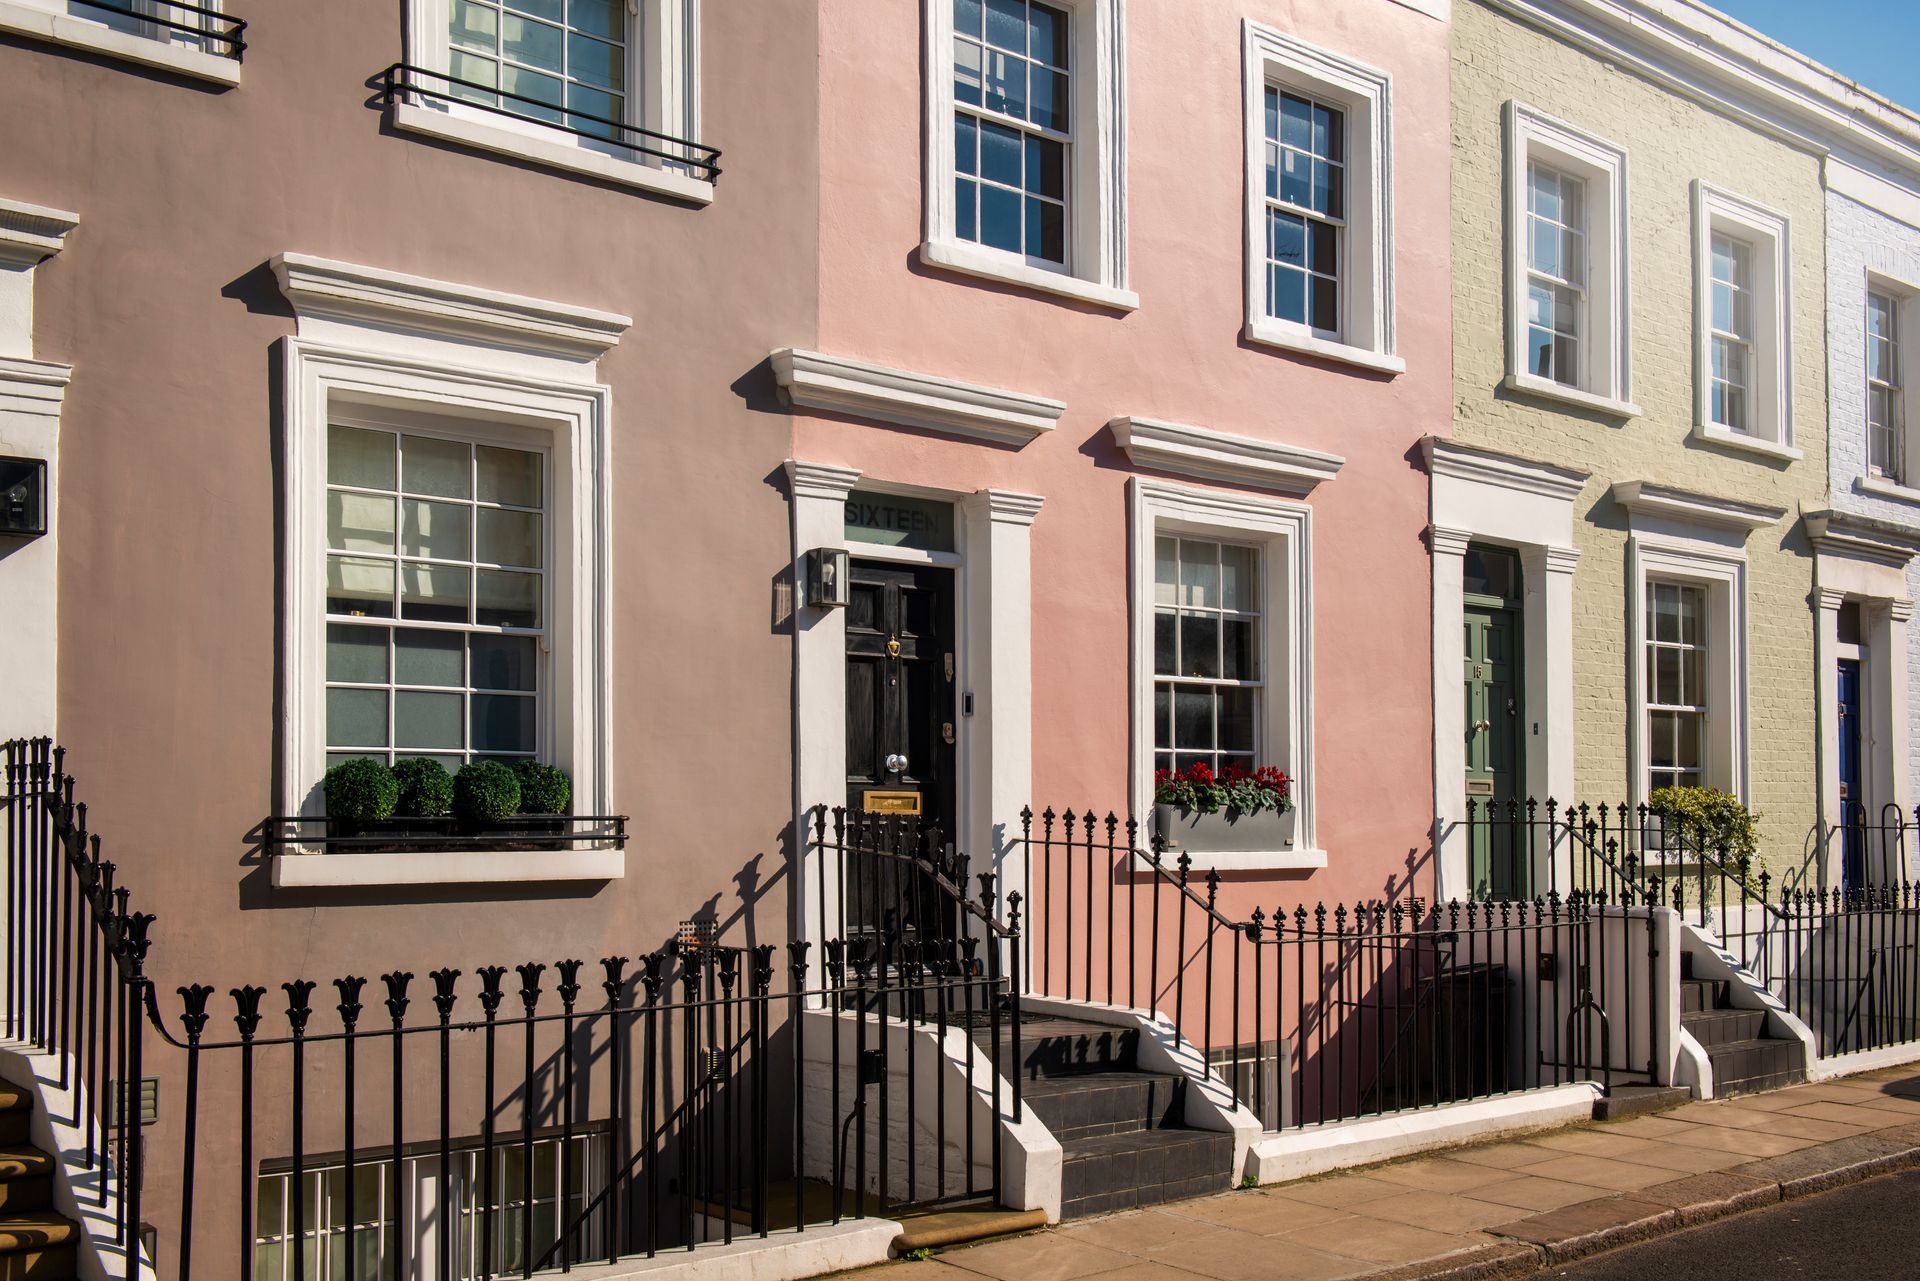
[0,1087,76,1281]
[1681,953,1805,1095]
[974,1017,1232,1220]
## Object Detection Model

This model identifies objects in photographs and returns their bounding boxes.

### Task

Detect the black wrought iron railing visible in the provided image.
[379,63,723,184]
[72,0,246,60]
[1009,808,1657,1130]
[5,742,1018,1281]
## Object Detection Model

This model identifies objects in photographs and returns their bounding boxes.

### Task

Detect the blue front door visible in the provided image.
[1839,658,1864,889]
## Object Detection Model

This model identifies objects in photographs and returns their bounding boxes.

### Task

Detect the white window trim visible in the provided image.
[1863,273,1919,488]
[1502,101,1638,417]
[1241,22,1401,377]
[271,259,623,889]
[1691,181,1796,459]
[921,0,1135,311]
[1129,479,1320,871]
[0,0,240,85]
[1627,536,1751,813]
[395,0,711,205]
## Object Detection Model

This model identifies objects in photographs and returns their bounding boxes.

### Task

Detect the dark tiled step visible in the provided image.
[1681,977,1732,1014]
[1682,1007,1768,1047]
[1021,1072,1185,1140]
[971,1018,1139,1081]
[1705,1037,1805,1096]
[1058,1129,1232,1220]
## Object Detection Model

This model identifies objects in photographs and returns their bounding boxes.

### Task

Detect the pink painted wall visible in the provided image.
[802,0,1453,914]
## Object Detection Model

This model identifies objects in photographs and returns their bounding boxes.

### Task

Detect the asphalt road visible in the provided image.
[1543,1169,1920,1279]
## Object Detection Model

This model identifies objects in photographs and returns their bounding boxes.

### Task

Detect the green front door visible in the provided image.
[1464,597,1524,897]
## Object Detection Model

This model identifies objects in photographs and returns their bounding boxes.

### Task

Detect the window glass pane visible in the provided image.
[1174,688,1212,749]
[569,32,623,90]
[503,64,565,120]
[395,691,464,751]
[328,492,396,555]
[1279,93,1312,151]
[506,0,561,19]
[329,425,395,490]
[954,37,983,106]
[477,571,541,628]
[394,628,465,687]
[955,178,978,241]
[402,499,474,562]
[450,48,500,97]
[1649,710,1676,768]
[503,12,563,72]
[327,688,388,749]
[328,557,395,619]
[403,436,472,500]
[1219,544,1255,611]
[473,695,536,753]
[1270,210,1304,270]
[956,114,978,176]
[984,47,1026,116]
[1025,135,1064,199]
[980,184,1021,253]
[572,0,622,39]
[1179,614,1219,679]
[1280,147,1312,208]
[1030,2,1067,66]
[1154,536,1177,606]
[478,508,542,567]
[1179,540,1218,607]
[1154,685,1171,750]
[401,563,471,624]
[477,445,541,507]
[327,624,388,684]
[1653,647,1680,705]
[979,119,1022,185]
[984,0,1025,52]
[1031,67,1067,132]
[472,634,539,691]
[1269,263,1305,325]
[450,0,497,51]
[955,0,982,37]
[1223,618,1257,681]
[1026,197,1065,264]
[1218,688,1255,752]
[1153,610,1175,675]
[1310,275,1338,332]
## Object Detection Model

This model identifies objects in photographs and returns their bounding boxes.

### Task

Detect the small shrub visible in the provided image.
[1649,786,1759,865]
[454,761,521,825]
[1153,762,1291,816]
[513,761,572,815]
[392,757,454,819]
[323,758,399,823]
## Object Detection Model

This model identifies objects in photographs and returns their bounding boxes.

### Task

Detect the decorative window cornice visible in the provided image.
[1111,416,1344,497]
[0,198,78,269]
[978,489,1045,526]
[783,459,862,502]
[271,253,631,362]
[1423,438,1589,502]
[770,348,1065,447]
[1805,509,1920,570]
[1610,479,1786,533]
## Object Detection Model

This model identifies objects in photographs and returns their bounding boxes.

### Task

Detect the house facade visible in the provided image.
[1439,0,1835,895]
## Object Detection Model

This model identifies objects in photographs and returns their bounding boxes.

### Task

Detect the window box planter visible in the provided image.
[1153,803,1296,855]
[319,814,582,852]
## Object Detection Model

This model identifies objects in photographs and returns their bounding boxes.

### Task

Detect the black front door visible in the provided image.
[844,562,957,937]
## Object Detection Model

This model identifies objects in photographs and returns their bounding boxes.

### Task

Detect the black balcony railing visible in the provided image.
[261,812,629,855]
[72,0,246,60]
[379,63,723,184]
[4,742,1018,1281]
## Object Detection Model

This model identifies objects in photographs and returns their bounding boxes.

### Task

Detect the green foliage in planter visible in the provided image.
[512,761,572,816]
[1153,762,1292,816]
[323,757,399,823]
[453,761,521,825]
[1649,786,1759,864]
[392,757,455,819]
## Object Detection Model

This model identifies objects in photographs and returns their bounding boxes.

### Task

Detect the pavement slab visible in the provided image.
[1731,1131,1920,1198]
[1160,1192,1353,1236]
[1625,1170,1779,1225]
[1486,1195,1676,1262]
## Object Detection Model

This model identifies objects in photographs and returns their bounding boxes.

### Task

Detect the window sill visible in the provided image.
[1856,474,1920,507]
[1501,372,1642,419]
[1244,320,1406,376]
[919,239,1139,312]
[0,1,240,84]
[1690,423,1803,463]
[272,846,625,888]
[1135,848,1329,873]
[392,101,715,205]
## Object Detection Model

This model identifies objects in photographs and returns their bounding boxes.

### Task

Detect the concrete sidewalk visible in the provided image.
[842,1065,1920,1281]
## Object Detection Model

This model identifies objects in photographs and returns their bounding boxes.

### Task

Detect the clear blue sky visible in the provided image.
[1710,2,1920,111]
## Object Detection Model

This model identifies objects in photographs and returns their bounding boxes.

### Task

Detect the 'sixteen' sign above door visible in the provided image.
[844,490,955,552]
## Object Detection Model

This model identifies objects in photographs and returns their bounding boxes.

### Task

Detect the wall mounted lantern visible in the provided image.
[803,547,849,608]
[0,457,46,538]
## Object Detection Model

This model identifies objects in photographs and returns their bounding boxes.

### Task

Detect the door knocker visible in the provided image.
[886,634,902,659]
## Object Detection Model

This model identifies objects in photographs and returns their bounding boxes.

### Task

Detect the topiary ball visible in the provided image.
[454,760,521,825]
[323,757,399,823]
[392,757,455,819]
[512,761,572,815]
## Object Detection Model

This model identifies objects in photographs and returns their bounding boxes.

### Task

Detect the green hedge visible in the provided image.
[323,758,399,823]
[1649,786,1758,864]
[393,757,455,819]
[513,761,572,815]
[454,761,521,824]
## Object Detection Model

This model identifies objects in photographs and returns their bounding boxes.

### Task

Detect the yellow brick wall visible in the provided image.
[1451,0,1829,868]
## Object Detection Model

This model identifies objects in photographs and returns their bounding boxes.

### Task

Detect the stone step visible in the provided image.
[971,1017,1139,1081]
[0,1092,28,1150]
[1706,1037,1806,1096]
[1592,1084,1692,1122]
[0,1212,77,1281]
[1058,1128,1233,1221]
[1682,1006,1769,1047]
[1021,1072,1185,1140]
[0,1152,50,1218]
[1681,977,1732,1013]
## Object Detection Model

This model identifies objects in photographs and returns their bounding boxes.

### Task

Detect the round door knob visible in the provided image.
[1472,720,1491,733]
[885,753,908,774]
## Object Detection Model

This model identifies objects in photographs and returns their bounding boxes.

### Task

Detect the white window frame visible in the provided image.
[1502,102,1638,418]
[1863,276,1920,498]
[0,0,240,84]
[1241,22,1400,377]
[395,0,710,204]
[270,253,627,888]
[1627,538,1749,813]
[1690,182,1797,460]
[922,0,1135,311]
[1129,479,1320,870]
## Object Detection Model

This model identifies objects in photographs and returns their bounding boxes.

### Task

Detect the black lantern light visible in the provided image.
[803,547,849,609]
[0,457,46,538]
